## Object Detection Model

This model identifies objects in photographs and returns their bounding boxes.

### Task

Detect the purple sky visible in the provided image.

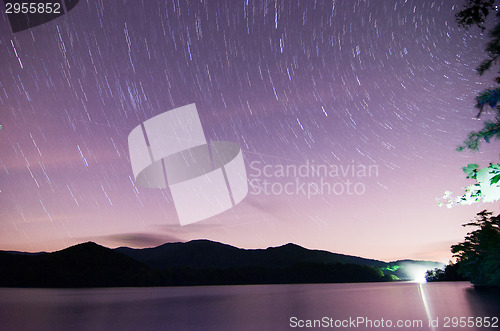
[1,0,499,263]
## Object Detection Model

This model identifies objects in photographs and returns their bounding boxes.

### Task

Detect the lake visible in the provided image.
[0,282,498,330]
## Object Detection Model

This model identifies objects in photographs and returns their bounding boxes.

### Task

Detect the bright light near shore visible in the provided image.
[413,271,427,283]
[408,266,430,283]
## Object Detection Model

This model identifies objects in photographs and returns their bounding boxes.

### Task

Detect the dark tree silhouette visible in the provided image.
[456,0,500,150]
[451,210,500,287]
[441,2,500,206]
[449,3,500,283]
[425,264,465,282]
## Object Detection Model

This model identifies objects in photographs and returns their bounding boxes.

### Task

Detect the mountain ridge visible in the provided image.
[114,239,390,270]
[0,240,444,287]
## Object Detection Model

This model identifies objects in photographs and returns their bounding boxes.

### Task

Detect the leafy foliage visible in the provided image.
[440,1,500,289]
[455,1,500,151]
[439,156,500,207]
[462,163,480,177]
[456,0,500,82]
[456,0,496,31]
[477,22,500,82]
[450,210,500,287]
[475,88,500,114]
[457,119,500,151]
[457,88,500,152]
[446,3,500,203]
[425,264,465,282]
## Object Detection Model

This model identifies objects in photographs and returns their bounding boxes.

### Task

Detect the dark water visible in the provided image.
[0,282,498,330]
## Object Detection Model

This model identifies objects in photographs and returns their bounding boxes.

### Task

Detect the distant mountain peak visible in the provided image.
[62,241,107,251]
[279,243,305,249]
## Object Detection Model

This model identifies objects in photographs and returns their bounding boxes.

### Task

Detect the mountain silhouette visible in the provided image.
[0,240,443,287]
[115,239,388,269]
[0,242,150,287]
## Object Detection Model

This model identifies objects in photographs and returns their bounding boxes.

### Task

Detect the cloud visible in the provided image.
[94,232,184,248]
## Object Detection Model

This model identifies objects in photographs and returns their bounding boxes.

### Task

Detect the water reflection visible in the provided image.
[465,286,500,316]
[0,282,498,330]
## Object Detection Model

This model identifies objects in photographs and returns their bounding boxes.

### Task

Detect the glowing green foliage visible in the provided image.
[440,156,500,207]
[381,265,400,272]
[462,163,479,178]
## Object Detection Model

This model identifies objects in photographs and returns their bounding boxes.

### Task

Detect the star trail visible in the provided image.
[0,0,498,262]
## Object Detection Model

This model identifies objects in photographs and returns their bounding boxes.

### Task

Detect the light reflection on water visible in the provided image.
[0,282,498,330]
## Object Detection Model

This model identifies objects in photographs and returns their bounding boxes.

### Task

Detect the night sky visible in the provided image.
[1,0,499,262]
